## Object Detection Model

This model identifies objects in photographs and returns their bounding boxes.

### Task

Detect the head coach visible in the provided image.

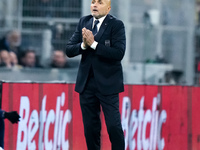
[65,0,126,149]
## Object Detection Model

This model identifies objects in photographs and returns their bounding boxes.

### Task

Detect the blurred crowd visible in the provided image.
[0,29,70,69]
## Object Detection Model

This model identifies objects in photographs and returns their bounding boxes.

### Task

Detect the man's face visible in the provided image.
[25,52,36,67]
[53,51,66,67]
[91,0,111,19]
[8,31,21,47]
[0,50,10,65]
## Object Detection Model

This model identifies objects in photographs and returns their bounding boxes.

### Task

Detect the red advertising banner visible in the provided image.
[1,83,200,150]
[2,83,87,150]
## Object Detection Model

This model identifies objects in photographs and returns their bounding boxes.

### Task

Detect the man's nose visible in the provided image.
[93,2,98,7]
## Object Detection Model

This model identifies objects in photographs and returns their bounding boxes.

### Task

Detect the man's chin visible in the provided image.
[91,13,99,19]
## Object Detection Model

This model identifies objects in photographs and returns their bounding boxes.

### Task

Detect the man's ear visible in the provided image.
[107,6,111,13]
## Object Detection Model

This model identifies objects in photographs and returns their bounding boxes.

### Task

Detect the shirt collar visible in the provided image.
[93,15,107,25]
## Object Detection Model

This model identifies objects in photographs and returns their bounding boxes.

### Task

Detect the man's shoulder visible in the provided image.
[107,14,124,27]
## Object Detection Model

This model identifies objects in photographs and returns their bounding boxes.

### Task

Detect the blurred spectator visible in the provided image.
[50,50,69,68]
[52,23,65,40]
[9,52,18,66]
[51,23,65,49]
[164,71,176,84]
[163,70,183,85]
[9,52,22,69]
[20,50,41,68]
[0,50,12,68]
[0,30,21,55]
[0,50,22,68]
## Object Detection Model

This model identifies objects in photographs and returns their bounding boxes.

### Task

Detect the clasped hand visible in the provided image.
[82,28,95,48]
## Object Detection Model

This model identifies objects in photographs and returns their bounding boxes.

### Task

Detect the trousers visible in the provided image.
[79,76,125,150]
[0,117,4,149]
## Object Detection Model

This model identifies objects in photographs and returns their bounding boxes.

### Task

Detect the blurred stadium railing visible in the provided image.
[0,0,196,85]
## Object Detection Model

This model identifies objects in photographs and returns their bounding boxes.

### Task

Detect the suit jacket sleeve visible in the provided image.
[65,19,83,58]
[95,20,126,61]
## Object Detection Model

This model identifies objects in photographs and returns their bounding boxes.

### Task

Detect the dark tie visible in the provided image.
[92,20,99,35]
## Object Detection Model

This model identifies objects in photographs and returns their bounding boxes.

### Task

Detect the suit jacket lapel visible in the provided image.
[94,14,111,41]
[85,17,93,31]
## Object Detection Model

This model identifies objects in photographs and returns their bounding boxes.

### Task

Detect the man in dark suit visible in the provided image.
[66,0,125,149]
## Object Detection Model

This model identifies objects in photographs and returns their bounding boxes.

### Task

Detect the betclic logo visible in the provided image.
[16,92,72,150]
[121,94,167,150]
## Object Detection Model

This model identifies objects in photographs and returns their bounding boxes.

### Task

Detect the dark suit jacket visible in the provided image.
[66,14,126,95]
